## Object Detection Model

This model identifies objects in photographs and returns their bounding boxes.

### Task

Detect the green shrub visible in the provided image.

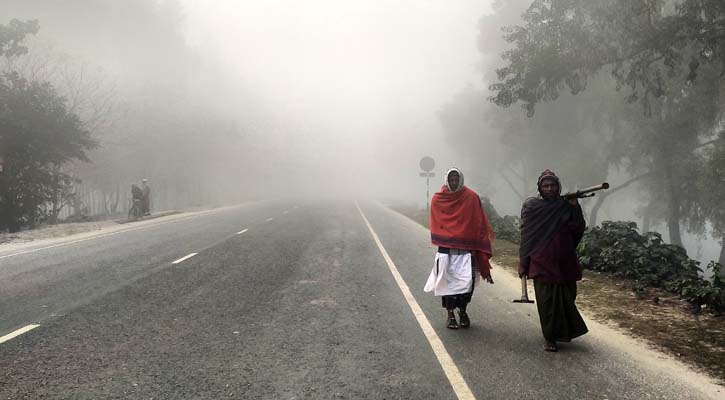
[480,196,520,243]
[578,221,724,312]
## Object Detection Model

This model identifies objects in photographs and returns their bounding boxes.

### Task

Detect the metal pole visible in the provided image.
[426,176,430,214]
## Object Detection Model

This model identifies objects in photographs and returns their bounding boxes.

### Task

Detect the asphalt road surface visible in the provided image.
[0,201,722,399]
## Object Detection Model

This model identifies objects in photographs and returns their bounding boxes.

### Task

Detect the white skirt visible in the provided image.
[423,252,477,296]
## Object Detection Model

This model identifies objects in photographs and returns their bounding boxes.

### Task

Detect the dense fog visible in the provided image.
[2,0,723,271]
[3,0,488,200]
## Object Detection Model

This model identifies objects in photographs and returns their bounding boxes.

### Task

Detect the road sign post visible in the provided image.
[419,157,436,214]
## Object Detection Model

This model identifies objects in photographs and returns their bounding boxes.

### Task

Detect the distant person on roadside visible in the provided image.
[141,179,151,216]
[131,184,143,203]
[519,169,588,352]
[424,168,495,329]
[130,183,143,218]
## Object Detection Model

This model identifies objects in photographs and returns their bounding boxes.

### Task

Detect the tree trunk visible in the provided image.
[72,185,83,217]
[664,170,683,246]
[666,201,683,245]
[110,184,119,213]
[660,139,683,246]
[7,217,20,233]
[102,191,108,215]
[589,172,652,228]
[589,194,605,227]
[48,199,63,224]
[717,241,725,278]
[642,211,651,232]
[2,202,21,233]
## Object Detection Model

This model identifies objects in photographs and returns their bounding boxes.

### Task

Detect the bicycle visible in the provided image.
[128,198,143,222]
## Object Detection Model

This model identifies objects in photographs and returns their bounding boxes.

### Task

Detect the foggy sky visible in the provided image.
[3,0,495,199]
[178,0,494,198]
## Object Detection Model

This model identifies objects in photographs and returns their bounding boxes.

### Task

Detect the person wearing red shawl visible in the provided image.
[424,168,494,329]
[519,169,588,352]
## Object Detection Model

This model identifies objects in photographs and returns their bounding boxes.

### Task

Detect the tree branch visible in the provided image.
[505,163,524,181]
[692,136,723,151]
[499,170,524,201]
[604,171,655,197]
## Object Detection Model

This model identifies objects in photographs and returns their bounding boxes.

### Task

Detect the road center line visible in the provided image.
[172,253,198,264]
[355,202,475,400]
[235,229,249,235]
[266,218,274,222]
[0,324,40,344]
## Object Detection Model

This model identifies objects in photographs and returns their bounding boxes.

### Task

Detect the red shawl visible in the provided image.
[430,186,494,278]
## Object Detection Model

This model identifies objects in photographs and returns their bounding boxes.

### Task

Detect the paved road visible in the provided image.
[0,201,721,399]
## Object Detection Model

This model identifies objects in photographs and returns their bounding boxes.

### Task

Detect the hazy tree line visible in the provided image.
[0,1,270,233]
[438,0,725,267]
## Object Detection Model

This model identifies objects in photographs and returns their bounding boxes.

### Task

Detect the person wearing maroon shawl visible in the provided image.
[424,168,494,329]
[519,169,588,352]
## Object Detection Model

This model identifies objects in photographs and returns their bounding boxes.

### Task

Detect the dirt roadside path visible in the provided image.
[390,204,725,386]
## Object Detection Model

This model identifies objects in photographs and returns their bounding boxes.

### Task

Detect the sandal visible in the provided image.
[543,341,558,352]
[447,312,459,329]
[458,311,470,328]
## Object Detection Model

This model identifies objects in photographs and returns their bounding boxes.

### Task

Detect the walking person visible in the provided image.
[129,183,143,220]
[519,169,588,352]
[424,168,495,329]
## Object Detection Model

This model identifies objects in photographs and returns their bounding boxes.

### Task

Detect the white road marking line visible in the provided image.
[283,210,289,214]
[0,210,221,260]
[266,218,274,222]
[0,324,40,344]
[172,253,198,264]
[356,202,475,400]
[235,229,249,235]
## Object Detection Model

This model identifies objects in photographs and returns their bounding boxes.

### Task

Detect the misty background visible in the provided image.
[2,0,722,270]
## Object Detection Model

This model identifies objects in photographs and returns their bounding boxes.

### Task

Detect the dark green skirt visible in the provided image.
[533,280,588,342]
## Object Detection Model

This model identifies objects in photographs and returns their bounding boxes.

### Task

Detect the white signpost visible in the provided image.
[419,156,435,213]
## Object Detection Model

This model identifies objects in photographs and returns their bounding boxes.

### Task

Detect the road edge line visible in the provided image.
[0,324,40,344]
[355,201,475,400]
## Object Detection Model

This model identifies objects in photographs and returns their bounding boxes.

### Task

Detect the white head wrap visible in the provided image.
[444,168,464,192]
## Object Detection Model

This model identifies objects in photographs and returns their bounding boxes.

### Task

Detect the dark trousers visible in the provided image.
[533,279,588,341]
[438,247,475,310]
[442,291,474,310]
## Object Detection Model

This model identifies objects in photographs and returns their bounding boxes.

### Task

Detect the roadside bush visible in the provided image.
[480,196,520,243]
[578,221,724,312]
